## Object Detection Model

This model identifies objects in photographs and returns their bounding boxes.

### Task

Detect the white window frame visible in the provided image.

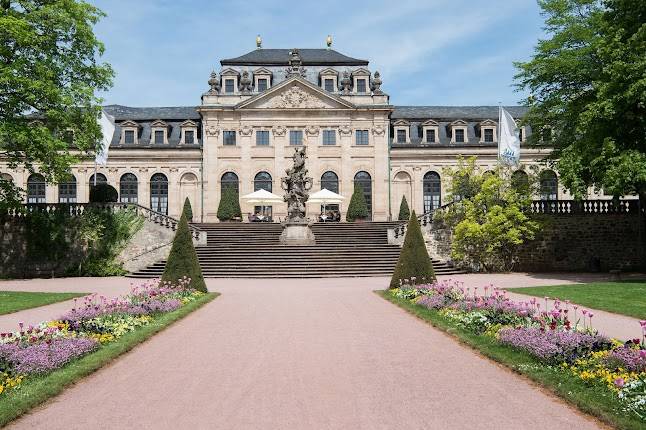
[150,120,169,145]
[449,120,469,143]
[120,120,139,145]
[180,120,198,145]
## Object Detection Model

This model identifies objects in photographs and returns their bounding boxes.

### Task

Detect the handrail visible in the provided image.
[392,199,639,239]
[2,203,205,242]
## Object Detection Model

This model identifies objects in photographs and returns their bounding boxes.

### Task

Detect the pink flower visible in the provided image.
[614,377,625,388]
[588,312,594,318]
[582,309,588,316]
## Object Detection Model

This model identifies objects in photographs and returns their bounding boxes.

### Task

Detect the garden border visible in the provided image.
[378,291,641,430]
[0,292,218,427]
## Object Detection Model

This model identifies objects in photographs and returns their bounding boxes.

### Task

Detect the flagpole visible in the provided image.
[498,102,502,165]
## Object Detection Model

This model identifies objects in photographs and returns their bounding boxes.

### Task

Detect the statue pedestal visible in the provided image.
[280,221,316,245]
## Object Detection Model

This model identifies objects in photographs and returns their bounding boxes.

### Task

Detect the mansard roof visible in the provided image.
[392,105,528,120]
[103,104,200,121]
[221,49,368,66]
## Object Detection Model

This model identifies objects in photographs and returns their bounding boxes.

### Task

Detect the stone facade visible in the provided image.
[0,47,613,222]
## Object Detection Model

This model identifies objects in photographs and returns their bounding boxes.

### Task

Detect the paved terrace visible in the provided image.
[0,274,639,429]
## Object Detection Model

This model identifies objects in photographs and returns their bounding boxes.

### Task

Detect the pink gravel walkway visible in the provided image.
[8,277,604,430]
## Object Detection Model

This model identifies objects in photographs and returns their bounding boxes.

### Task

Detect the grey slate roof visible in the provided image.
[392,106,528,120]
[103,104,200,121]
[221,49,369,66]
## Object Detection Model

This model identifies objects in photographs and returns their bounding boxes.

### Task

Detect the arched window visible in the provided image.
[150,173,168,214]
[120,173,138,203]
[321,171,339,193]
[58,174,77,203]
[354,171,372,219]
[27,173,46,203]
[221,172,239,193]
[253,171,272,192]
[423,171,441,213]
[511,170,529,194]
[321,171,340,214]
[539,170,558,201]
[88,173,107,186]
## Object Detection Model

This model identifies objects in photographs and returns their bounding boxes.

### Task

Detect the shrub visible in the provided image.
[217,186,241,221]
[390,210,435,288]
[89,183,118,203]
[161,212,207,292]
[182,197,193,222]
[346,184,369,222]
[398,195,410,221]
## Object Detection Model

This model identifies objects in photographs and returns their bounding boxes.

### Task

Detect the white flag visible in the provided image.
[498,107,520,166]
[95,109,115,166]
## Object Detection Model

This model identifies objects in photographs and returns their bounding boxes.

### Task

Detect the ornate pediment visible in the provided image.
[237,79,354,110]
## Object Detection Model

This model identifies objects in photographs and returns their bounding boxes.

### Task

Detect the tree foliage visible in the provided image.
[390,210,435,288]
[346,184,369,222]
[182,197,193,222]
[161,212,206,292]
[216,186,241,221]
[515,0,646,202]
[398,195,410,221]
[0,1,114,206]
[439,158,540,272]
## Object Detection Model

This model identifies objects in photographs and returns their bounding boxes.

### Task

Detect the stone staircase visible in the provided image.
[128,222,464,278]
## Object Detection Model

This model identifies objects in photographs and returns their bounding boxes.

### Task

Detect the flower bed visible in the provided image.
[388,280,646,424]
[0,278,204,397]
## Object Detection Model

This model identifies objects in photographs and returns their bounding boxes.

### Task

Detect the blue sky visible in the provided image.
[91,0,545,107]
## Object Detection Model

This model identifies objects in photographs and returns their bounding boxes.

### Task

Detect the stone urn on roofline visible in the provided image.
[280,147,316,245]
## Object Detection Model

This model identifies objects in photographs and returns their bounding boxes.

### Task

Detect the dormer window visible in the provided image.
[220,68,240,94]
[449,120,469,143]
[324,79,334,92]
[478,119,497,143]
[422,120,440,144]
[392,119,410,144]
[319,68,339,93]
[252,68,272,92]
[120,120,139,145]
[352,68,371,94]
[224,79,235,93]
[150,120,169,145]
[180,120,198,145]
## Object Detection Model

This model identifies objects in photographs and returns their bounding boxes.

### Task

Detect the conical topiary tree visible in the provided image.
[217,186,241,221]
[346,184,369,222]
[390,210,435,288]
[182,197,193,222]
[161,212,207,292]
[398,195,410,221]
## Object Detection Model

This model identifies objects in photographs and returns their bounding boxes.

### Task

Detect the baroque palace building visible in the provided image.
[2,44,585,222]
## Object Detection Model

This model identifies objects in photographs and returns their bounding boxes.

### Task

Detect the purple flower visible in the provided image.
[0,337,98,374]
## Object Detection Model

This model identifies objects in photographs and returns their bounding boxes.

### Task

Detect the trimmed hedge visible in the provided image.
[161,212,207,292]
[217,186,241,221]
[390,210,435,288]
[182,197,193,222]
[398,195,410,221]
[346,184,369,222]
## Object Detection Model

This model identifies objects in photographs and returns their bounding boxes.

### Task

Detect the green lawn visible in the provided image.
[506,281,646,319]
[0,292,218,427]
[378,291,643,430]
[0,291,88,316]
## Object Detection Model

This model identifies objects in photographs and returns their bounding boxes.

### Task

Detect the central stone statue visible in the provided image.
[280,147,315,244]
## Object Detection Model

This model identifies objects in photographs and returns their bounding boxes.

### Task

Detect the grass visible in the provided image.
[506,281,646,319]
[378,291,643,430]
[0,292,218,427]
[0,291,88,316]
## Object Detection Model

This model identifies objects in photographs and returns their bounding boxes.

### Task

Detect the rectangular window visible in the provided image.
[426,129,436,143]
[257,78,268,92]
[454,129,465,143]
[356,79,367,93]
[154,130,164,144]
[484,128,494,142]
[223,131,236,146]
[324,79,334,92]
[322,130,336,145]
[184,130,194,144]
[355,130,369,145]
[124,130,135,144]
[225,79,235,93]
[256,130,269,146]
[396,129,407,143]
[289,130,303,146]
[518,127,524,142]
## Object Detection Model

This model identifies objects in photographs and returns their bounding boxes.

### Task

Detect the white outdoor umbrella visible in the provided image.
[308,188,345,217]
[241,189,283,219]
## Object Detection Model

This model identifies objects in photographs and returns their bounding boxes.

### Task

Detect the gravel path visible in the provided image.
[7,277,605,430]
